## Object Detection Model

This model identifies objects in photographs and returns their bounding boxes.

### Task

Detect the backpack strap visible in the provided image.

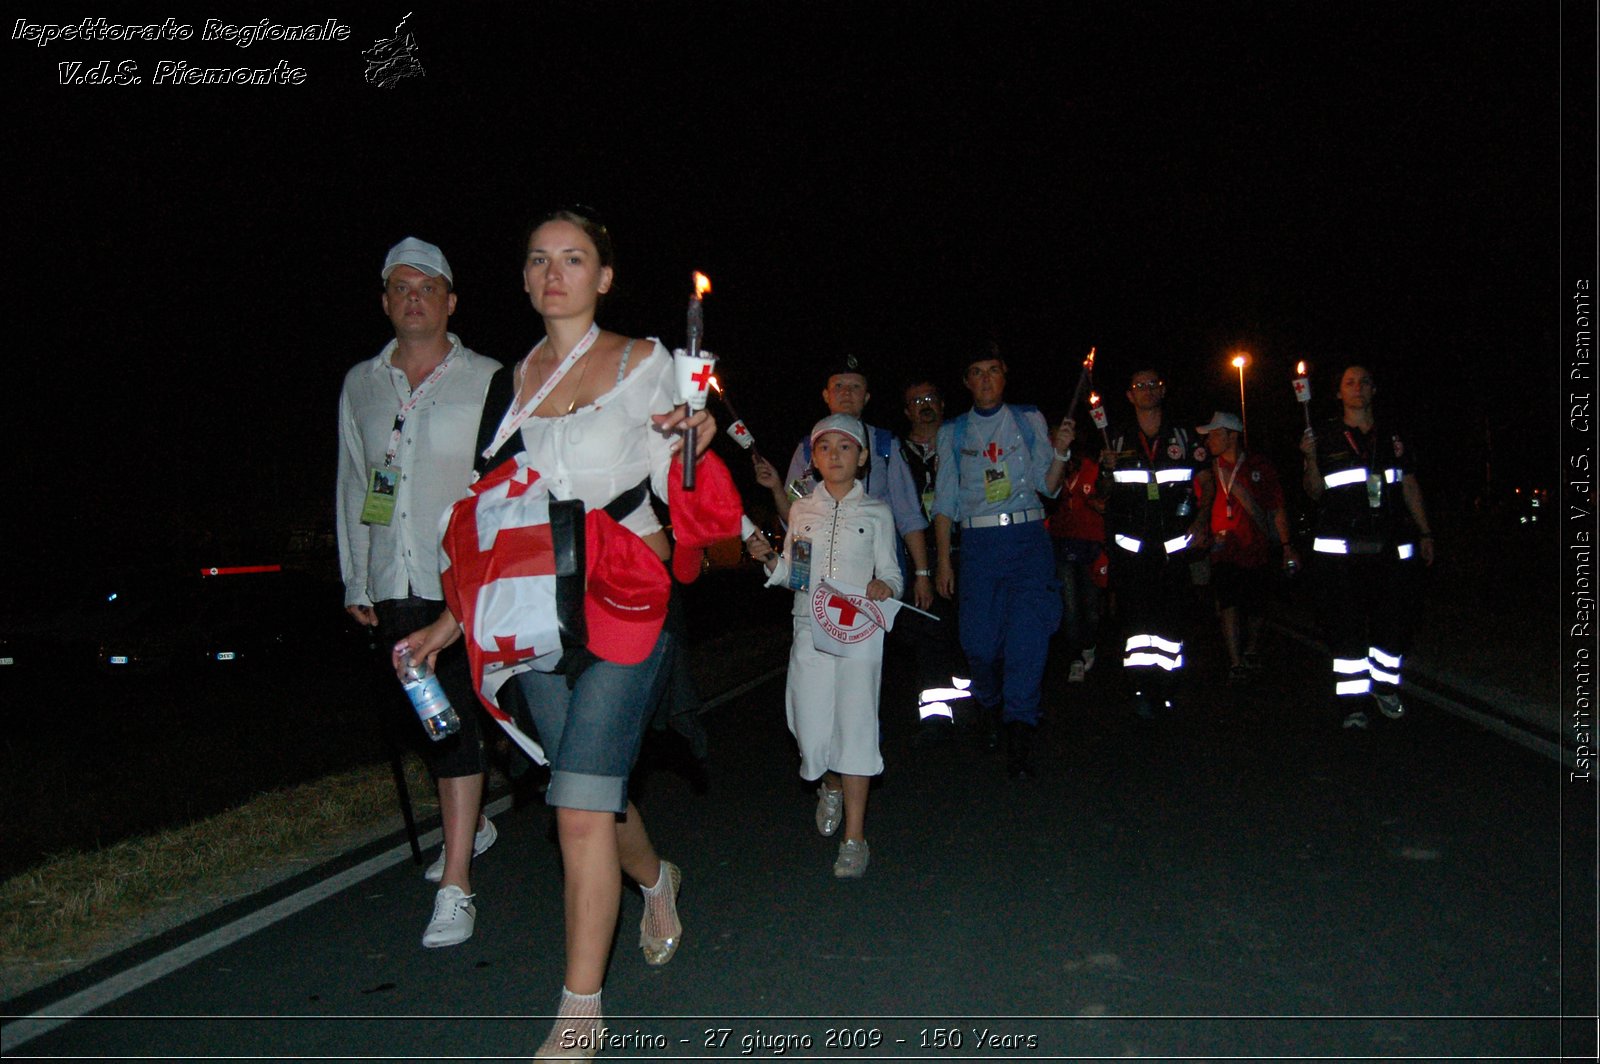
[474,366,518,476]
[871,425,893,461]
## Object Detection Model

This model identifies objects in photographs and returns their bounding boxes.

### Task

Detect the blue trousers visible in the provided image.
[957,521,1062,725]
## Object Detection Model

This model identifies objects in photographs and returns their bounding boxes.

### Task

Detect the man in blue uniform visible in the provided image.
[1299,364,1435,729]
[932,350,1071,778]
[1101,368,1214,719]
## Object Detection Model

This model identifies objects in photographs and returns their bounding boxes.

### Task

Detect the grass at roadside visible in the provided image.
[1,617,791,1004]
[0,756,438,1002]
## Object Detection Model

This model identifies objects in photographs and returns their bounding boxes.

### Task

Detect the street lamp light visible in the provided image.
[1231,353,1249,448]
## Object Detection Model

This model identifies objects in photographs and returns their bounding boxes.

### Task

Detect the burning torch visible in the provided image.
[1292,360,1313,435]
[708,375,762,464]
[673,271,715,490]
[1066,347,1097,417]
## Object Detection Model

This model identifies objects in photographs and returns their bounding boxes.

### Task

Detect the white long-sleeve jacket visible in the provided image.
[765,481,903,617]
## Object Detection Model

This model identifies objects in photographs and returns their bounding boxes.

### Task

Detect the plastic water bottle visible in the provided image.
[401,650,460,740]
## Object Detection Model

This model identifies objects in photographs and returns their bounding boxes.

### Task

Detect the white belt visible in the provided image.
[963,508,1045,529]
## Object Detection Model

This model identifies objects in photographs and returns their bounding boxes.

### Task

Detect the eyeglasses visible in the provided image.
[908,394,941,407]
[1131,380,1165,391]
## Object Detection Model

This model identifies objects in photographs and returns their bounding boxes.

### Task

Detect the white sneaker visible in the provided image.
[421,885,476,948]
[424,815,498,883]
[1081,646,1096,672]
[833,839,870,878]
[1342,709,1370,730]
[1374,691,1406,720]
[814,784,843,837]
[1068,661,1087,683]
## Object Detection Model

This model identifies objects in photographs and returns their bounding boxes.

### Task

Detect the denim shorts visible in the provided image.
[515,627,672,814]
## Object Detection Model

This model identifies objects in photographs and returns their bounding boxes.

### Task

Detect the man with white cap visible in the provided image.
[337,237,501,947]
[1196,410,1298,685]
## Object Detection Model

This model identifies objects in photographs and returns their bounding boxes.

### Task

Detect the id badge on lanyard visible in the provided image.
[984,465,1012,503]
[788,538,813,592]
[360,466,400,525]
[1366,473,1383,509]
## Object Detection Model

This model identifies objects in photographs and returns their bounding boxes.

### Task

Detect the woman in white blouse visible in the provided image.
[400,208,715,1059]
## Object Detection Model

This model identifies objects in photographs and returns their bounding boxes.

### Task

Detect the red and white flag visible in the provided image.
[809,579,901,658]
[440,456,567,765]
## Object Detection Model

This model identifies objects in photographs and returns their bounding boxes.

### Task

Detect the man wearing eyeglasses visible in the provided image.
[1101,368,1214,719]
[337,237,502,948]
[932,350,1073,778]
[897,378,973,744]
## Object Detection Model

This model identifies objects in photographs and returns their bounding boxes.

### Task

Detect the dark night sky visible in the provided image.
[6,1,1570,576]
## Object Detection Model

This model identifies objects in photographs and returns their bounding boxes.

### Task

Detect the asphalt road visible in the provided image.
[4,613,1594,1061]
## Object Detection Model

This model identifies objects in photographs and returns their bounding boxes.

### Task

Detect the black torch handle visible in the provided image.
[681,404,697,490]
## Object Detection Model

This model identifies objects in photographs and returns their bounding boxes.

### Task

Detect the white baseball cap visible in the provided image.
[810,413,866,449]
[382,237,453,285]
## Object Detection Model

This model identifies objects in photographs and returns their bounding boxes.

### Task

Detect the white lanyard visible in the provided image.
[1219,455,1242,501]
[383,351,454,466]
[482,323,600,462]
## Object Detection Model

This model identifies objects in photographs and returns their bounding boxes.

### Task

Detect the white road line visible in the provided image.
[0,665,791,1052]
[1,793,514,1053]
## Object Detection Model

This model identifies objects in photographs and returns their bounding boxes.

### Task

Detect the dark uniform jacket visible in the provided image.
[1102,420,1208,546]
[1310,419,1418,548]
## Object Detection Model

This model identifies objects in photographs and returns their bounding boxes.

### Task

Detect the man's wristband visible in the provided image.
[914,568,932,577]
[1053,450,1071,462]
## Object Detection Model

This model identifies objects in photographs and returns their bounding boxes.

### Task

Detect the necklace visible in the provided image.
[527,338,594,415]
[559,349,592,415]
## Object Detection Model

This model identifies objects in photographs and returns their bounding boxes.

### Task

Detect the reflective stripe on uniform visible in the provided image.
[1113,469,1152,484]
[1124,633,1183,671]
[1125,651,1184,671]
[1322,467,1368,489]
[1155,468,1193,484]
[1115,534,1143,552]
[1163,533,1192,554]
[1336,677,1372,696]
[1369,646,1402,669]
[1313,537,1348,554]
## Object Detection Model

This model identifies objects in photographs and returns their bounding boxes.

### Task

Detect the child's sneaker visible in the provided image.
[833,839,870,878]
[814,784,843,837]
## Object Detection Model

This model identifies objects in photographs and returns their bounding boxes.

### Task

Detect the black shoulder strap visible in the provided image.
[474,367,518,476]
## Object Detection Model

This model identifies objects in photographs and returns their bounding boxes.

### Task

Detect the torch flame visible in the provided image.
[693,271,712,298]
[1089,391,1101,405]
[708,375,722,395]
[1085,347,1096,369]
[1296,361,1307,375]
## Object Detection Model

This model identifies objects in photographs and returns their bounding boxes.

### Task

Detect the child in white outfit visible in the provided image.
[755,414,902,877]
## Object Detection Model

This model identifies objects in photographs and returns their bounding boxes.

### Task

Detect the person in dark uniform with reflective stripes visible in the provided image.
[1300,364,1435,729]
[1101,368,1214,718]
